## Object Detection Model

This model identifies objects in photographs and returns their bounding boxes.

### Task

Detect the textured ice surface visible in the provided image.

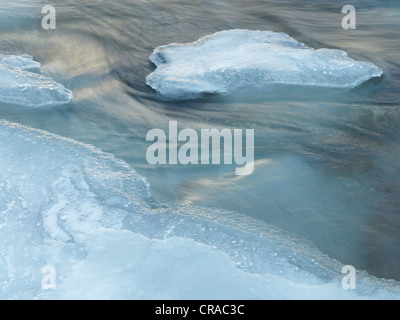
[0,54,73,107]
[146,30,383,99]
[0,120,399,300]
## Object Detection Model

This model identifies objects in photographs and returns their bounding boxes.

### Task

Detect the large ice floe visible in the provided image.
[0,120,399,299]
[146,30,383,100]
[0,54,73,107]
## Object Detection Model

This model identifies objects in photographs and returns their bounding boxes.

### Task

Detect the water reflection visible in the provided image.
[0,0,399,280]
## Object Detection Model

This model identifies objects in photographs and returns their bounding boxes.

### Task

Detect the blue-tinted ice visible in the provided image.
[0,54,73,107]
[146,30,383,99]
[0,120,398,299]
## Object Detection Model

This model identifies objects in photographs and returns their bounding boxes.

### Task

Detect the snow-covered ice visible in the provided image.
[146,30,383,100]
[0,54,73,107]
[0,120,398,300]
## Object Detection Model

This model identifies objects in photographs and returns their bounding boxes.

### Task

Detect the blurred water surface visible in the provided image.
[1,0,400,280]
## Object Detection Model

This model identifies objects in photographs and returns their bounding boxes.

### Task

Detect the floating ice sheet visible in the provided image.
[0,53,73,107]
[146,30,383,99]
